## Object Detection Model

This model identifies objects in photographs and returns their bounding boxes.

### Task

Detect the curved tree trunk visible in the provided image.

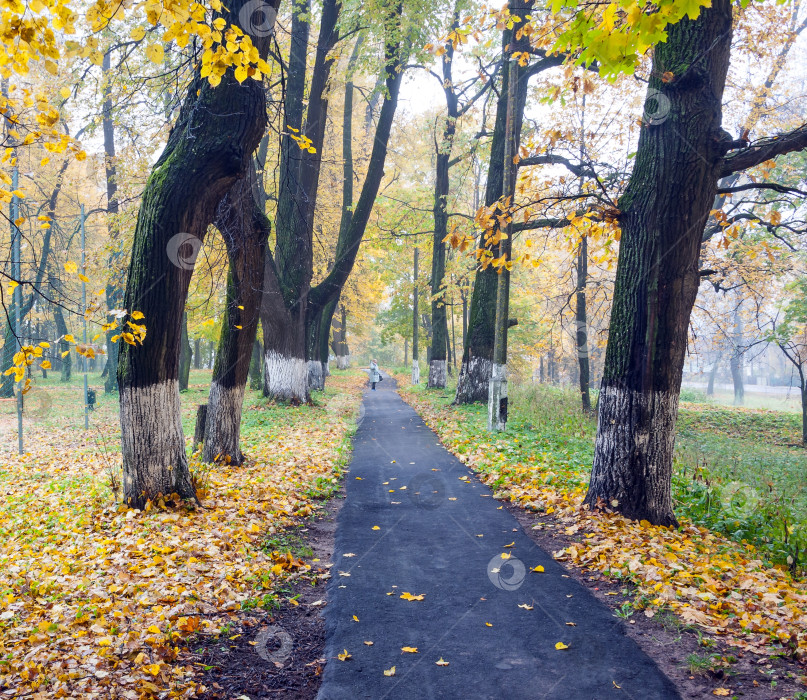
[584,0,733,527]
[203,175,269,464]
[117,0,275,509]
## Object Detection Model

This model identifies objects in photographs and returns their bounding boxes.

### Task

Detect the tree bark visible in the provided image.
[730,300,744,405]
[455,1,534,404]
[249,336,263,390]
[706,353,721,395]
[303,24,404,385]
[203,174,269,464]
[194,337,201,370]
[103,50,123,395]
[412,246,420,384]
[576,233,592,412]
[585,0,734,526]
[179,311,191,391]
[117,0,276,509]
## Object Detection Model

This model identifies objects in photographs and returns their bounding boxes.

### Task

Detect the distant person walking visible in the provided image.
[369,360,382,390]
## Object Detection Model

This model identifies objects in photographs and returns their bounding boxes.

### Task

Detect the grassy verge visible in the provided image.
[0,369,364,698]
[395,375,807,662]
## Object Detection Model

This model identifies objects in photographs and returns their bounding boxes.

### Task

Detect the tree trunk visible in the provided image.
[427,20,459,390]
[576,235,592,412]
[801,376,807,446]
[116,0,275,509]
[585,0,733,527]
[455,2,534,404]
[203,174,269,464]
[54,305,72,382]
[731,301,744,405]
[412,246,420,384]
[249,336,263,390]
[334,305,350,369]
[103,50,123,395]
[194,337,202,369]
[302,26,404,385]
[706,354,721,395]
[179,311,192,391]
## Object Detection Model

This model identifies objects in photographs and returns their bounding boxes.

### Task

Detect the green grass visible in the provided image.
[403,378,807,575]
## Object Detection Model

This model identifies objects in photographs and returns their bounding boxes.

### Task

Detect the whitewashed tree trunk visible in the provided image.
[337,354,350,370]
[120,381,195,504]
[203,381,247,464]
[428,359,447,389]
[487,363,507,431]
[411,359,420,385]
[265,351,309,403]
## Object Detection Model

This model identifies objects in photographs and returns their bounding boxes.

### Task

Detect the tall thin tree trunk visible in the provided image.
[585,0,733,526]
[117,0,276,509]
[249,336,263,390]
[412,246,420,384]
[707,353,721,395]
[576,235,591,412]
[179,312,192,391]
[731,300,744,405]
[194,337,201,369]
[203,174,269,464]
[102,51,123,394]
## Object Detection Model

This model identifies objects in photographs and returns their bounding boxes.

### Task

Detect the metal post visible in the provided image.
[11,166,22,453]
[81,204,88,429]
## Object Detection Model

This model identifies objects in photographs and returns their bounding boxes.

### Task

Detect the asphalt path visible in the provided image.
[317,375,680,700]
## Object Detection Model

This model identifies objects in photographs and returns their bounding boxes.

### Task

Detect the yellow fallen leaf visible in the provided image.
[372,526,380,530]
[712,690,730,697]
[145,663,161,676]
[435,657,449,666]
[384,665,396,676]
[400,592,425,601]
[147,625,161,634]
[504,541,515,548]
[531,565,545,573]
[337,649,351,661]
[352,615,359,622]
[555,642,569,650]
[401,646,418,653]
[485,622,492,627]
[364,641,373,646]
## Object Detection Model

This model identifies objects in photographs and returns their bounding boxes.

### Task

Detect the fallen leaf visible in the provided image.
[555,642,569,650]
[384,665,396,676]
[364,641,373,646]
[531,565,545,573]
[372,526,380,531]
[400,592,425,601]
[518,604,533,610]
[337,649,351,661]
[352,615,359,622]
[712,690,730,697]
[401,646,418,653]
[436,657,449,666]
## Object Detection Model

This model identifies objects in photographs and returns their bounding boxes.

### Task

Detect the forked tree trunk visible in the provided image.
[203,175,269,464]
[117,0,275,509]
[584,0,733,527]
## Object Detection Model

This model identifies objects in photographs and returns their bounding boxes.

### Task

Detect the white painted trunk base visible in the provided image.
[264,351,309,403]
[120,380,195,506]
[203,381,247,464]
[411,359,420,385]
[336,354,350,370]
[428,359,447,388]
[487,363,508,431]
[455,356,492,404]
[308,360,325,391]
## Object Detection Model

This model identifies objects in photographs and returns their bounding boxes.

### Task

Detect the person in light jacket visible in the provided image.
[369,359,381,390]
